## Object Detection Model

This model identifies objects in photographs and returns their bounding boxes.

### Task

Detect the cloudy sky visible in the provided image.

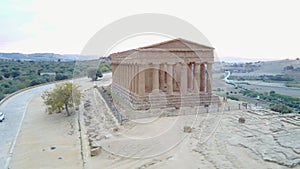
[1,0,300,61]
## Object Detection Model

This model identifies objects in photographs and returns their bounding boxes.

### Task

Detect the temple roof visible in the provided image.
[110,38,214,57]
[138,38,214,50]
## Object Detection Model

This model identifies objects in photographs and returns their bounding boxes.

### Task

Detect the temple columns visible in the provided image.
[194,63,200,92]
[180,63,187,94]
[115,62,212,97]
[152,64,159,92]
[200,63,205,92]
[134,64,139,95]
[206,63,212,93]
[187,63,193,90]
[159,64,166,91]
[138,64,145,96]
[166,64,173,94]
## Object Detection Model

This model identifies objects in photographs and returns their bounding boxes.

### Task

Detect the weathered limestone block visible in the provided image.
[184,126,192,133]
[239,117,245,123]
[91,147,101,156]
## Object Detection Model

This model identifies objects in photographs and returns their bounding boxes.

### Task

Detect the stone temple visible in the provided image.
[110,38,220,110]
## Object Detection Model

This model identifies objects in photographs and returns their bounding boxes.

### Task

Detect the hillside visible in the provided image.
[0,52,109,61]
[222,58,300,76]
[253,58,300,75]
[0,59,112,100]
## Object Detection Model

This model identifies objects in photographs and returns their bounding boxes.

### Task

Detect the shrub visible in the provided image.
[270,104,293,114]
[227,95,239,101]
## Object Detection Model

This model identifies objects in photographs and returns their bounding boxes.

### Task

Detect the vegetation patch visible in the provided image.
[239,89,300,114]
[0,59,112,101]
[285,83,300,88]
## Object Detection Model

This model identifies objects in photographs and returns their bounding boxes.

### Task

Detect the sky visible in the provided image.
[1,0,300,61]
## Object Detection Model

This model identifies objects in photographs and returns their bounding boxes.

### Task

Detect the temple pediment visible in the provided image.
[110,38,214,64]
[138,38,214,51]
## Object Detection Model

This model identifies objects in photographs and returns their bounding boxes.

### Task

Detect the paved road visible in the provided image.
[0,84,55,169]
[0,73,112,169]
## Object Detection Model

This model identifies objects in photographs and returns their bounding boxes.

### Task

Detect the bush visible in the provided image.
[227,95,239,101]
[270,104,293,114]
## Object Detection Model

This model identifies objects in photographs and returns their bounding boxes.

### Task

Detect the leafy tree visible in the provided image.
[55,73,68,80]
[100,65,109,73]
[42,82,81,116]
[3,72,10,78]
[87,68,103,81]
[30,77,46,86]
[11,71,20,78]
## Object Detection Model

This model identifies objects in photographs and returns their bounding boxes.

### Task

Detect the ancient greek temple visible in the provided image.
[110,38,219,110]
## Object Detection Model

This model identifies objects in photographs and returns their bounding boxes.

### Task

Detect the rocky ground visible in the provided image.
[81,86,300,169]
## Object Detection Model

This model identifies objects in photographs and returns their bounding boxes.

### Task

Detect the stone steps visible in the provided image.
[112,83,220,110]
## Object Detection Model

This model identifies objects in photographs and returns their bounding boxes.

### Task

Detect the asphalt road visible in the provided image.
[0,73,112,169]
[0,83,55,169]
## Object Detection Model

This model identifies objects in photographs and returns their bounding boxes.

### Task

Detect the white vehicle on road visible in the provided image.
[0,112,5,122]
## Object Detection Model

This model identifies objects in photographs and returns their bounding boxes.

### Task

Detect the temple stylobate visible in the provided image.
[110,38,220,110]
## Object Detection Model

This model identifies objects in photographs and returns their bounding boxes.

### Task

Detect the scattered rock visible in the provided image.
[58,157,63,160]
[91,147,101,156]
[112,127,119,132]
[84,101,91,108]
[50,146,56,150]
[239,117,245,123]
[184,126,192,133]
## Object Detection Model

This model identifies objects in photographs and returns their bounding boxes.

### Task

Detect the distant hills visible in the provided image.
[220,56,280,63]
[0,53,106,61]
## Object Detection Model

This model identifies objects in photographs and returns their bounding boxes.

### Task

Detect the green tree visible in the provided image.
[42,82,81,116]
[87,68,103,81]
[269,90,276,95]
[100,65,109,73]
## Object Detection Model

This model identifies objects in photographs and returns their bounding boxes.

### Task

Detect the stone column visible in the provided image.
[123,64,126,88]
[187,63,193,90]
[206,63,212,94]
[114,64,117,84]
[120,64,123,86]
[116,64,119,85]
[134,64,138,94]
[122,63,125,88]
[194,63,200,92]
[126,64,129,90]
[167,64,173,94]
[180,63,187,94]
[127,64,130,89]
[172,64,176,91]
[138,64,145,97]
[119,64,122,86]
[159,64,166,91]
[200,63,205,92]
[152,64,159,92]
[127,64,132,92]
